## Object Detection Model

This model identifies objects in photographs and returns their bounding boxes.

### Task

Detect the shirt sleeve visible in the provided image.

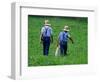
[50,27,53,35]
[41,27,44,34]
[68,33,71,38]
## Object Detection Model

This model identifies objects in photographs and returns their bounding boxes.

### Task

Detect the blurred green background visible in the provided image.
[28,15,88,66]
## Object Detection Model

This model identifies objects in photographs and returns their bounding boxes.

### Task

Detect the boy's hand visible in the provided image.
[57,44,59,47]
[72,41,74,44]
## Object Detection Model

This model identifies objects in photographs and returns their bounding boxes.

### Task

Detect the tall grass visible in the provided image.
[28,15,88,66]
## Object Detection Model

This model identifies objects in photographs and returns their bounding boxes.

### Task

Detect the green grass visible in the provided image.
[28,15,88,66]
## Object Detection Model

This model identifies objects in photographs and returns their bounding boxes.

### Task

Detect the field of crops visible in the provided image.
[28,15,88,66]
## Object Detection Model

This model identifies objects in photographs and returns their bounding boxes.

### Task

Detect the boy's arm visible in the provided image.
[40,27,43,44]
[69,37,74,44]
[50,35,53,43]
[57,35,60,47]
[50,28,53,43]
[68,33,74,44]
[40,33,43,44]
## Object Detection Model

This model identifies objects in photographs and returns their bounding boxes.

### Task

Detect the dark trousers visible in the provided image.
[60,42,68,55]
[43,37,50,56]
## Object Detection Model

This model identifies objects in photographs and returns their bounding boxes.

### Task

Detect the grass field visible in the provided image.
[28,15,88,66]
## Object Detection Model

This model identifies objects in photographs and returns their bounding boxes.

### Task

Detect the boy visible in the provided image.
[40,20,53,56]
[58,25,74,55]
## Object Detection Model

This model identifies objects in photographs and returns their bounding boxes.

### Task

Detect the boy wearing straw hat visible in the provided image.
[40,20,53,56]
[57,25,74,56]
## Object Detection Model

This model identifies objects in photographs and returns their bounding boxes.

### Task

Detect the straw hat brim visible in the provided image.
[44,24,51,26]
[63,29,69,31]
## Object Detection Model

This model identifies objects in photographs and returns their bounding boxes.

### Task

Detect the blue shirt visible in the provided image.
[58,31,70,42]
[41,26,53,37]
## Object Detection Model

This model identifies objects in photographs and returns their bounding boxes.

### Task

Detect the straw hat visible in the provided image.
[44,20,51,26]
[45,20,49,24]
[63,25,70,31]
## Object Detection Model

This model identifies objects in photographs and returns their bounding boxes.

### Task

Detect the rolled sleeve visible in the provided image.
[41,27,44,34]
[68,33,71,38]
[50,28,53,35]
